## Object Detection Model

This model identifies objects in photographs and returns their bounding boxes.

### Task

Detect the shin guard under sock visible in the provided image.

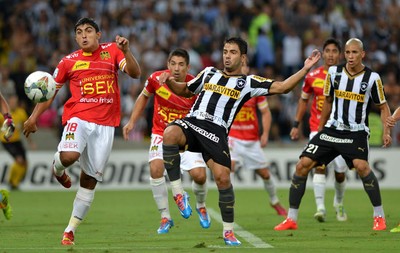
[162,144,181,181]
[219,185,235,223]
[361,171,382,206]
[289,174,307,209]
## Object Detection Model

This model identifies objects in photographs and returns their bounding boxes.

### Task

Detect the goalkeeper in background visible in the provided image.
[1,95,35,190]
[0,90,15,220]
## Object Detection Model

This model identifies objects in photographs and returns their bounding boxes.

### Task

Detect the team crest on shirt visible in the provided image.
[360,82,368,92]
[65,132,75,140]
[100,51,111,60]
[237,78,246,88]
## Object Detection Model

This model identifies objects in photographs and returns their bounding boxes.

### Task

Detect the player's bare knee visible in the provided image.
[163,126,178,144]
[256,168,270,180]
[60,151,80,167]
[315,166,325,174]
[194,174,207,185]
[335,172,346,183]
[79,172,97,189]
[189,167,207,184]
[150,170,164,179]
[150,162,165,178]
[353,160,370,177]
[296,157,314,176]
[214,175,231,189]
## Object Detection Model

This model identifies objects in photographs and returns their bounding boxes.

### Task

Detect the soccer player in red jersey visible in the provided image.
[23,17,141,245]
[229,64,287,216]
[290,38,348,222]
[123,49,210,234]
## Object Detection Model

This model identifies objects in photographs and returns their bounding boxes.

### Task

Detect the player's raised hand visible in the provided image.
[23,117,37,138]
[304,49,321,70]
[115,35,129,52]
[386,115,397,128]
[158,71,174,86]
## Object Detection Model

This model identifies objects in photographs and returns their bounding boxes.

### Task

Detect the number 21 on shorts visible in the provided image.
[305,143,318,154]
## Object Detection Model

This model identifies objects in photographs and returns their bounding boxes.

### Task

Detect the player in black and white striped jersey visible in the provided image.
[275,38,392,232]
[159,37,321,246]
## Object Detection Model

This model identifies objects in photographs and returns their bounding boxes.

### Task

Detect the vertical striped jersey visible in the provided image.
[324,64,387,133]
[186,67,274,132]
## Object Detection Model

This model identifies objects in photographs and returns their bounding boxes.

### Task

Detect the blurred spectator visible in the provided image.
[120,83,146,141]
[254,28,275,72]
[281,24,302,78]
[366,40,387,74]
[0,66,16,101]
[141,43,167,75]
[180,37,203,75]
[248,3,273,49]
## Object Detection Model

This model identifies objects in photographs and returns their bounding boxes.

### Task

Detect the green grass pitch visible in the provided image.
[1,188,399,253]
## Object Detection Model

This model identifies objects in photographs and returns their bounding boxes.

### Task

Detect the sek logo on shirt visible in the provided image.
[235,107,255,122]
[158,105,187,123]
[81,74,116,95]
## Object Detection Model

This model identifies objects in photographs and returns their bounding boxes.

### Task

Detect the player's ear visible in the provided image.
[241,54,247,63]
[96,31,102,40]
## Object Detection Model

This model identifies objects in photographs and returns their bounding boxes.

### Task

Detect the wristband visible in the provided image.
[293,121,300,128]
[3,113,11,119]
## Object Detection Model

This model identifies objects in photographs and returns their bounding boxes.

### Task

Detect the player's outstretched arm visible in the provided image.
[259,105,271,147]
[269,49,321,94]
[378,102,392,148]
[0,92,10,115]
[159,72,193,98]
[115,35,141,79]
[23,95,56,137]
[386,106,400,128]
[122,91,149,140]
[318,96,333,131]
[290,97,309,140]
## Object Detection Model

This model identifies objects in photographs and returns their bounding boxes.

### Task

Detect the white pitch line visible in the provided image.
[208,208,274,248]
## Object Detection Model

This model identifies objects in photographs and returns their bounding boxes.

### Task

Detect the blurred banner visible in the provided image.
[1,148,399,190]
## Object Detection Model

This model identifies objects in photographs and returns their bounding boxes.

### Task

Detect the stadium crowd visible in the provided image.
[1,0,400,146]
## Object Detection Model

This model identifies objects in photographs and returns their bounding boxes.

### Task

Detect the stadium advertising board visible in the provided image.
[0,148,399,190]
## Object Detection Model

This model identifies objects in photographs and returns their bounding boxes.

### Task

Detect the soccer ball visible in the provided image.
[24,71,56,103]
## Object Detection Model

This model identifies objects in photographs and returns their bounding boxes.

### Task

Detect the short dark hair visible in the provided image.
[168,48,190,65]
[74,17,100,33]
[323,38,342,53]
[224,37,248,55]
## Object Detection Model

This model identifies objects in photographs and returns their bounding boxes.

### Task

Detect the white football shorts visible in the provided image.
[149,134,206,171]
[228,136,268,170]
[58,117,114,181]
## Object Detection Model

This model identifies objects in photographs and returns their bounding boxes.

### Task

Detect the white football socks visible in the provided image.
[150,177,170,219]
[313,173,326,211]
[65,187,95,233]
